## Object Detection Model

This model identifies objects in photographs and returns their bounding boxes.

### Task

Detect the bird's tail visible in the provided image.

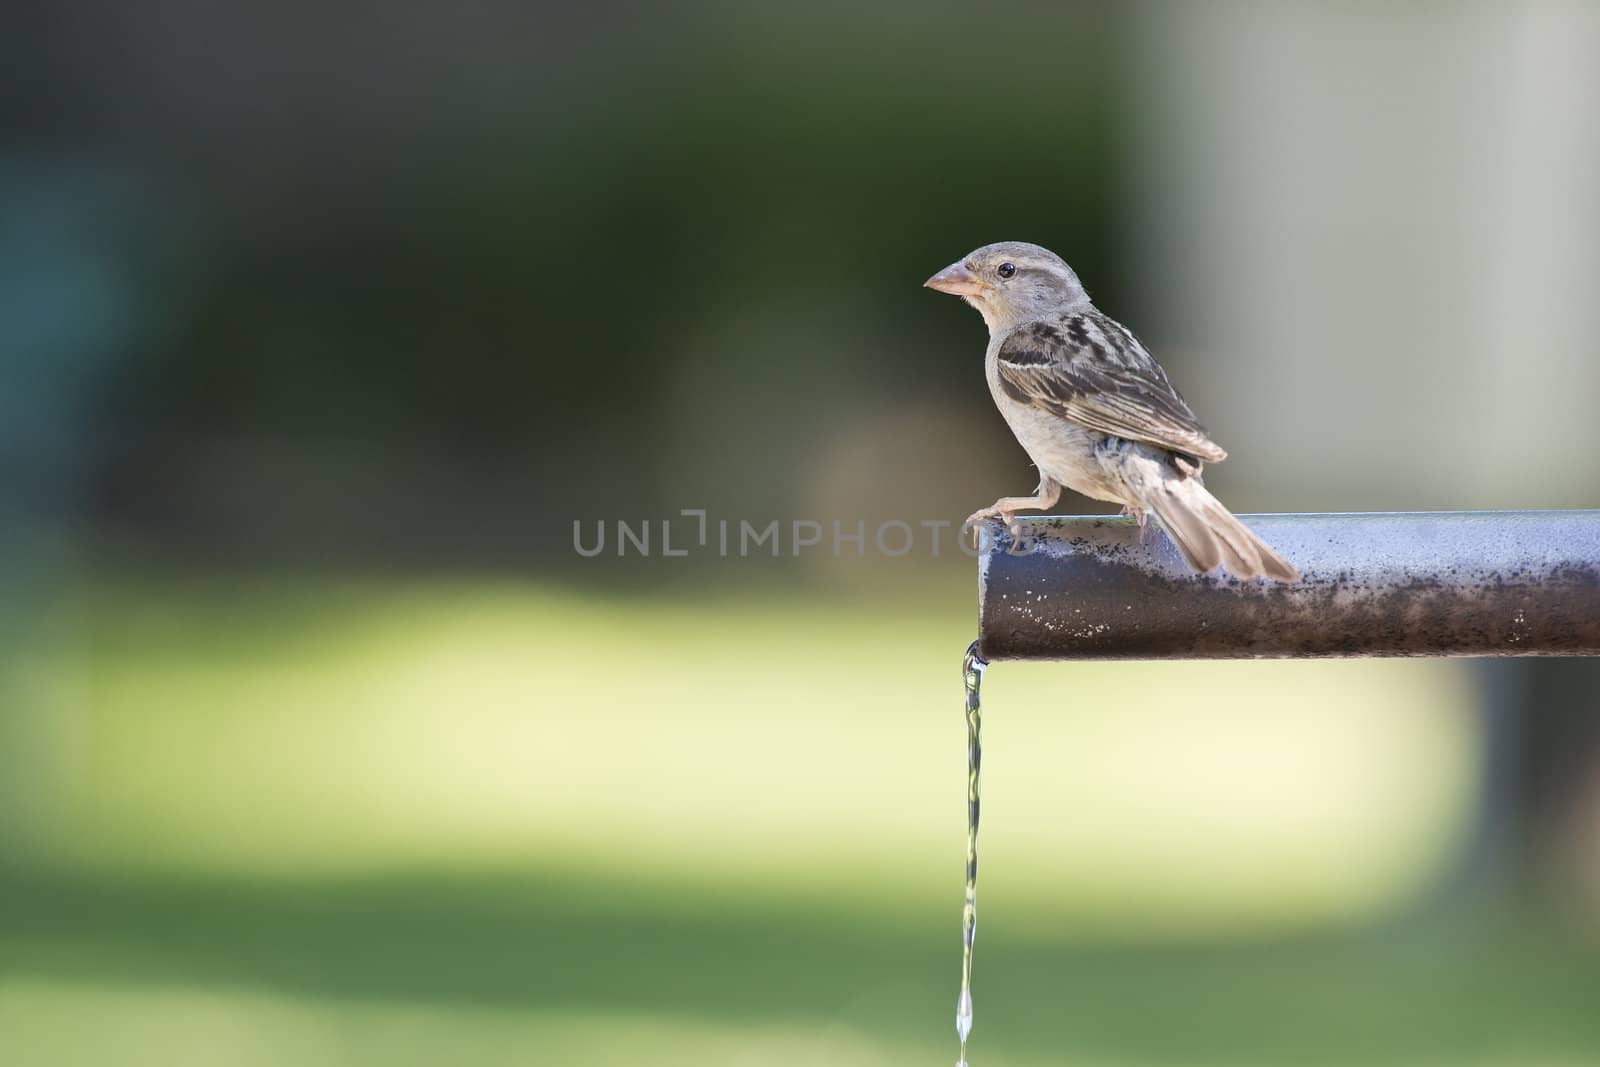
[1147,476,1299,582]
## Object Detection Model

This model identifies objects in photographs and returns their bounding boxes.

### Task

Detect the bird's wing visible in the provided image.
[995,312,1227,463]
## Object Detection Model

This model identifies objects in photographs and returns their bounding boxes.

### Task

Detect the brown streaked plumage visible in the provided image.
[925,240,1298,582]
[994,313,1227,466]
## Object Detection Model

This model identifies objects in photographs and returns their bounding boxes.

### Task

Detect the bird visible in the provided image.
[925,240,1298,582]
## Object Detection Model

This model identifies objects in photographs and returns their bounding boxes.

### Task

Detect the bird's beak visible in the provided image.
[924,261,986,297]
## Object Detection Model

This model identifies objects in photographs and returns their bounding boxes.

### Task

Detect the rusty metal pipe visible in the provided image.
[977,511,1600,660]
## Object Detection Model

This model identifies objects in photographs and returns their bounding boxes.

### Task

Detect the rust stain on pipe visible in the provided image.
[978,511,1600,660]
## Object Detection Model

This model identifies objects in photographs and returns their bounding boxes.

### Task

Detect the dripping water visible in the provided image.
[956,639,986,1067]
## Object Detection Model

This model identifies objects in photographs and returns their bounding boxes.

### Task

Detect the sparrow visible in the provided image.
[925,241,1298,581]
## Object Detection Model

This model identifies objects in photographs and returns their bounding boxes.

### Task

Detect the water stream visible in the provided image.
[956,639,986,1066]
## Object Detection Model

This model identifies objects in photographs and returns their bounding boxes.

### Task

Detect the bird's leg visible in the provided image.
[966,477,1061,546]
[1120,504,1150,544]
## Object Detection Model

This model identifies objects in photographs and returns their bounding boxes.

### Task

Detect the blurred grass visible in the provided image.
[3,567,1592,1065]
[4,867,1600,1066]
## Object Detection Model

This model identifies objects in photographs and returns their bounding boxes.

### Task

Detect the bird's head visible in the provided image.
[924,241,1089,331]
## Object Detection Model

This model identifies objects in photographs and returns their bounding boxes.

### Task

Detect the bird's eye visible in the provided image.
[996,262,1016,279]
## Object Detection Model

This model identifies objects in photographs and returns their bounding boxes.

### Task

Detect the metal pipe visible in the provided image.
[977,510,1600,660]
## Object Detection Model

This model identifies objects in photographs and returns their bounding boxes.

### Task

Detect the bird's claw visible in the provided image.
[1120,505,1150,544]
[964,510,1018,548]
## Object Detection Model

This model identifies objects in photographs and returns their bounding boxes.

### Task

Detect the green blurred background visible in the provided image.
[4,3,1600,1065]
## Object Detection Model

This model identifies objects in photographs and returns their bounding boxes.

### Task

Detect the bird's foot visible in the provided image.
[964,507,1018,548]
[1120,505,1150,544]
